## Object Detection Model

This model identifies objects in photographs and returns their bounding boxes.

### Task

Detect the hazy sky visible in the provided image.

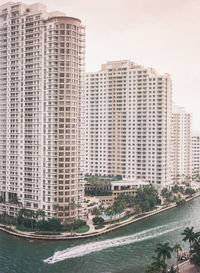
[2,0,200,130]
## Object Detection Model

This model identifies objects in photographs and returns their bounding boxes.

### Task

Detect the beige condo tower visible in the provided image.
[85,60,172,188]
[171,106,191,183]
[0,2,85,222]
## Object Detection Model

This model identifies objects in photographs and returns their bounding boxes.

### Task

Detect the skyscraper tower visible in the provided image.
[85,60,172,188]
[0,2,85,222]
[171,106,191,183]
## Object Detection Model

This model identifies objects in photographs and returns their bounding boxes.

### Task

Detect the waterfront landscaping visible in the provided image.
[146,227,200,273]
[0,185,200,240]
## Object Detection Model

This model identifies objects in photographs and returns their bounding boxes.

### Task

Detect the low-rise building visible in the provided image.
[85,178,149,205]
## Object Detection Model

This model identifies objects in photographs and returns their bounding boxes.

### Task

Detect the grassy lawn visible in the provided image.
[75,224,90,233]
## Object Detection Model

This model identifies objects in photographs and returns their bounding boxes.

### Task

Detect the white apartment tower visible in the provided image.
[192,132,200,174]
[85,60,172,187]
[0,2,85,221]
[171,106,191,183]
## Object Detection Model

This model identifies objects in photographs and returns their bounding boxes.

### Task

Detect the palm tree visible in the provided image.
[190,239,200,268]
[19,208,26,226]
[64,217,75,235]
[105,207,114,221]
[182,227,198,252]
[168,265,177,273]
[155,242,173,263]
[152,255,167,272]
[19,208,29,226]
[28,210,35,229]
[173,243,182,271]
[92,207,101,217]
[145,263,160,273]
[3,212,9,226]
[36,209,45,221]
[133,204,142,215]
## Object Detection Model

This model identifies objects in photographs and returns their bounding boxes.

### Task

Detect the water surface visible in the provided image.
[1,197,200,273]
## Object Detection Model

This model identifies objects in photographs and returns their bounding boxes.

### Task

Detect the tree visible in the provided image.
[47,218,62,231]
[190,239,200,268]
[133,204,142,214]
[182,227,199,252]
[64,217,76,234]
[18,208,29,226]
[168,266,177,273]
[112,202,122,216]
[27,210,36,229]
[135,185,159,212]
[152,255,167,272]
[172,185,179,194]
[176,199,186,206]
[146,256,167,273]
[155,242,173,263]
[173,243,182,271]
[36,219,48,231]
[105,207,114,221]
[161,188,170,199]
[185,187,196,196]
[145,263,160,273]
[92,217,104,225]
[92,207,101,217]
[36,209,45,221]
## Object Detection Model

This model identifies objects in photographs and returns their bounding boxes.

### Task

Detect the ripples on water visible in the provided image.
[44,217,198,264]
[1,198,200,273]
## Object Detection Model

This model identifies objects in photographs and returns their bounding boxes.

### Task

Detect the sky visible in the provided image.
[2,0,200,131]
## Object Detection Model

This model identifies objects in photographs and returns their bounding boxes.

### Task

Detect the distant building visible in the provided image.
[85,60,172,188]
[0,2,85,221]
[192,132,200,174]
[171,106,191,183]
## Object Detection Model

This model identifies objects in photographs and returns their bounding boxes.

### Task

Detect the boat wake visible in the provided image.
[43,222,184,264]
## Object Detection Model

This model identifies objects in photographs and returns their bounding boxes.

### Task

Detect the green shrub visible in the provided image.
[92,217,104,225]
[95,224,105,230]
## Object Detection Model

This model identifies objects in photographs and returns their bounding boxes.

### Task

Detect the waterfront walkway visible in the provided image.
[0,192,200,240]
[178,261,199,273]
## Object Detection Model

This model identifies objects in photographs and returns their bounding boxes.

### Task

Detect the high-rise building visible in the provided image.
[0,2,85,221]
[171,106,191,183]
[85,60,172,188]
[192,132,200,175]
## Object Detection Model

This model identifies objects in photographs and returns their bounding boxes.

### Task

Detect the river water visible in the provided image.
[1,197,200,273]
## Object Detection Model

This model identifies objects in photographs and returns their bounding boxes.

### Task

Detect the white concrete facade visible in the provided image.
[85,60,172,188]
[192,132,200,174]
[171,105,191,183]
[0,2,85,221]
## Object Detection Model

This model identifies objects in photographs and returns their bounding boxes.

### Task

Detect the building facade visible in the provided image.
[192,132,200,175]
[171,106,191,183]
[85,60,172,188]
[0,2,85,221]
